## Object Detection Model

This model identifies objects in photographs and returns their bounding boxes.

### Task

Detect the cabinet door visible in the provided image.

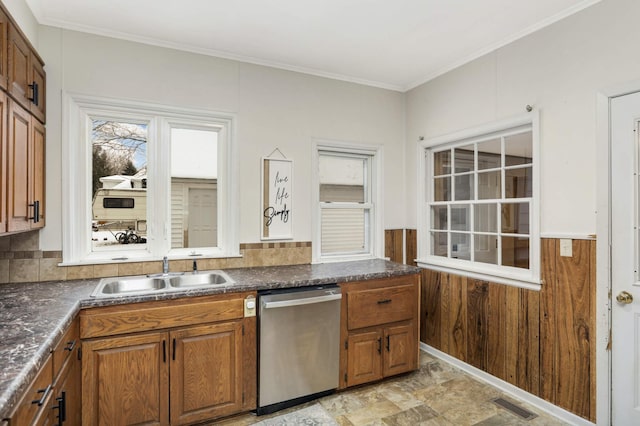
[53,353,81,426]
[82,332,169,426]
[170,321,243,425]
[29,54,45,123]
[31,118,44,227]
[0,9,9,90]
[383,322,417,377]
[0,92,7,233]
[6,99,30,232]
[8,24,29,109]
[346,329,382,387]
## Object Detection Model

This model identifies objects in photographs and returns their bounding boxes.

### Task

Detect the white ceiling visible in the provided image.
[26,0,600,92]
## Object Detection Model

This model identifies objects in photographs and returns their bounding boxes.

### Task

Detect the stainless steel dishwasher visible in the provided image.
[257,284,342,415]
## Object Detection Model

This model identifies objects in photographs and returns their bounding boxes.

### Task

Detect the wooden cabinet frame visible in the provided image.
[339,274,420,389]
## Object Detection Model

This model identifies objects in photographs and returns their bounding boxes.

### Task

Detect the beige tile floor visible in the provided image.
[214,351,570,425]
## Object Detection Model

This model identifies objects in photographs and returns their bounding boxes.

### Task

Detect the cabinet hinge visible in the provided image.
[344,340,348,350]
[77,347,82,361]
[344,373,347,383]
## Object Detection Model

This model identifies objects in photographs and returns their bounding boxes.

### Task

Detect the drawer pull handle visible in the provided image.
[377,299,392,305]
[32,384,52,406]
[377,337,382,354]
[64,340,76,352]
[53,391,66,424]
[386,335,390,352]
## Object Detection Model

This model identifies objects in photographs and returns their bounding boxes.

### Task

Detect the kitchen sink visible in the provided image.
[99,277,168,295]
[169,271,232,288]
[90,270,235,297]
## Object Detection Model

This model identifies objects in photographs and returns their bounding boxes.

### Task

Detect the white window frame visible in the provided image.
[417,113,540,289]
[312,140,384,263]
[61,92,239,265]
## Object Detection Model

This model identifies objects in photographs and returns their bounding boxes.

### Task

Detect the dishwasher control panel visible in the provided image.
[244,295,256,317]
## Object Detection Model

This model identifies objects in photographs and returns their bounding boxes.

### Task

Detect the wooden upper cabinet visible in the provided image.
[7,100,43,232]
[0,9,9,90]
[0,91,6,233]
[8,23,45,123]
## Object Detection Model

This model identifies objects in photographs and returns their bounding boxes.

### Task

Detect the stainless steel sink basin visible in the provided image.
[169,271,232,288]
[90,270,234,297]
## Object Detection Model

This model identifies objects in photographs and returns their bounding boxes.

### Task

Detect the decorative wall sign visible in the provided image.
[261,155,293,240]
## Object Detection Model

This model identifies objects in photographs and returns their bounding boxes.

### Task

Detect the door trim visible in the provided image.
[596,79,640,425]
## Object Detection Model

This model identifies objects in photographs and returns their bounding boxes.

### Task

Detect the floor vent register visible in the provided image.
[491,397,538,421]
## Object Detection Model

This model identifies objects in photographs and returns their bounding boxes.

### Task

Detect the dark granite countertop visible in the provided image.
[0,259,420,420]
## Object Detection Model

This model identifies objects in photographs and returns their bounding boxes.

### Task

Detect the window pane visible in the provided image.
[451,233,470,260]
[170,128,218,249]
[502,236,530,269]
[505,131,532,166]
[454,146,474,173]
[431,205,447,230]
[477,138,501,170]
[474,234,498,265]
[505,167,532,198]
[475,203,497,233]
[431,231,448,257]
[478,170,501,199]
[454,174,474,200]
[434,150,451,176]
[501,202,529,234]
[321,208,366,254]
[434,176,451,201]
[91,120,148,251]
[451,204,470,231]
[319,155,365,202]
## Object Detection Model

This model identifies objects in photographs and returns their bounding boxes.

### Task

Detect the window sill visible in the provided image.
[59,253,243,267]
[416,260,542,291]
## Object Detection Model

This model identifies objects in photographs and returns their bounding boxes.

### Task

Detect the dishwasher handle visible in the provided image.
[262,293,342,309]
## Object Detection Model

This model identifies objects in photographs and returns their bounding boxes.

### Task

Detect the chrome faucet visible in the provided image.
[162,256,169,274]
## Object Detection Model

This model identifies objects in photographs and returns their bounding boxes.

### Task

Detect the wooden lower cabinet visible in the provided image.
[8,316,81,426]
[340,274,420,389]
[80,292,255,425]
[82,332,169,425]
[170,321,243,425]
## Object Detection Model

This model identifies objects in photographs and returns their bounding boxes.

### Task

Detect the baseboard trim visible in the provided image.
[420,343,594,426]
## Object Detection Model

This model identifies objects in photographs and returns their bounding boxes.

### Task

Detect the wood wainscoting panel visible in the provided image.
[405,229,417,266]
[419,237,595,422]
[487,282,507,381]
[421,269,442,348]
[467,280,489,371]
[384,229,403,263]
[553,239,593,419]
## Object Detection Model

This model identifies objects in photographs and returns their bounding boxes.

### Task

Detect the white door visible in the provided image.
[188,188,217,248]
[611,91,640,425]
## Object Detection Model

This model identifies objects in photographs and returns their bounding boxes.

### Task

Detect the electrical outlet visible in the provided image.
[560,239,573,257]
[244,295,256,317]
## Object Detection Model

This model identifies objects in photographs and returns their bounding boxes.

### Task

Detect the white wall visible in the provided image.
[37,27,406,250]
[406,0,640,237]
[2,0,38,46]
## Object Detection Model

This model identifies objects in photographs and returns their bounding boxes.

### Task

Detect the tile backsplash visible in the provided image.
[0,231,312,284]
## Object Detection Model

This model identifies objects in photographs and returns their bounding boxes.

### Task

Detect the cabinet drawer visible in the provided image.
[81,293,247,338]
[9,355,53,426]
[52,317,79,380]
[347,283,416,330]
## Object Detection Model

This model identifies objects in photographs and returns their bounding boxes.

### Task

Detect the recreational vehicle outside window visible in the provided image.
[62,94,239,264]
[417,115,540,288]
[103,198,135,208]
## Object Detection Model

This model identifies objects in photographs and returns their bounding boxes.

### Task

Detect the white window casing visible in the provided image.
[417,113,540,289]
[312,139,384,263]
[61,92,239,265]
